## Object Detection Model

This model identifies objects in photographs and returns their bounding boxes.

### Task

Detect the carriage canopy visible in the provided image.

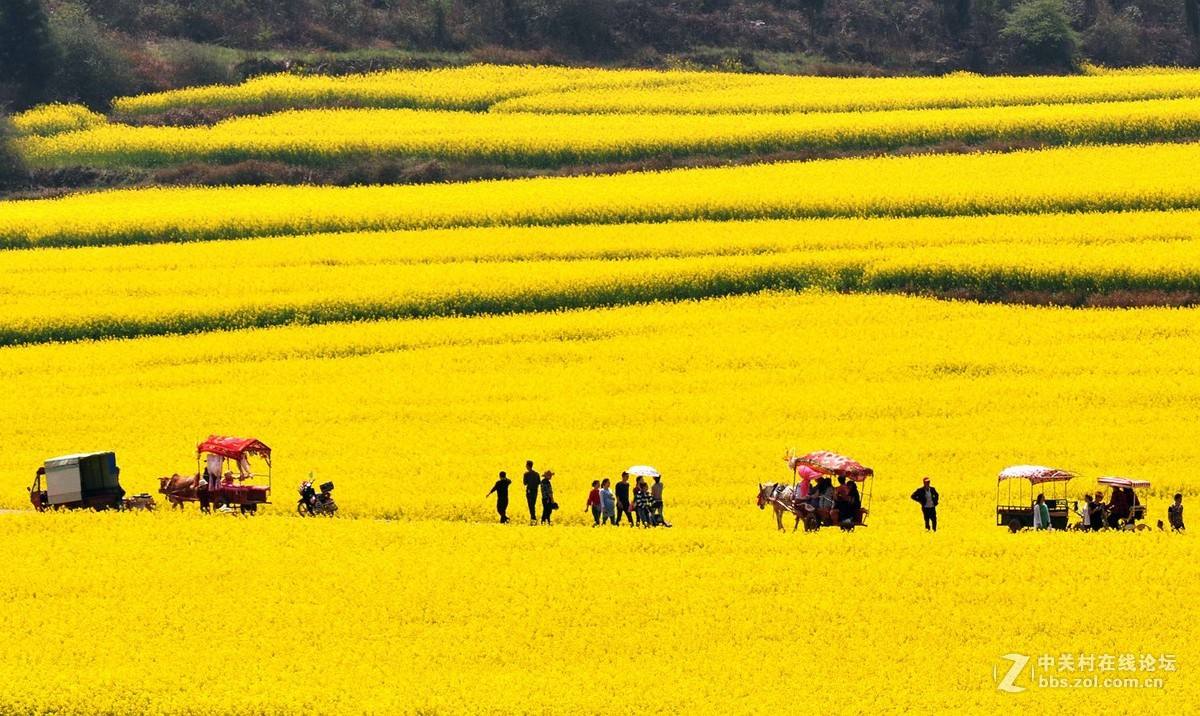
[997,465,1075,485]
[1097,476,1151,489]
[788,451,873,481]
[197,436,272,465]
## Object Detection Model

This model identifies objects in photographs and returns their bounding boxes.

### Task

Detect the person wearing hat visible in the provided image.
[539,470,557,524]
[910,477,940,531]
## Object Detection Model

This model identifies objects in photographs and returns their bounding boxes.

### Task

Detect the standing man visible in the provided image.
[486,471,511,524]
[523,460,540,524]
[651,474,671,528]
[614,472,634,526]
[910,477,939,532]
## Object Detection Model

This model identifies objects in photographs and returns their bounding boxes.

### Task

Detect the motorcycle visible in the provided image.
[297,479,338,516]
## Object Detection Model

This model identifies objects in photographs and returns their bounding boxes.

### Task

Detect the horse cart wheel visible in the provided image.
[240,504,258,515]
[803,512,821,532]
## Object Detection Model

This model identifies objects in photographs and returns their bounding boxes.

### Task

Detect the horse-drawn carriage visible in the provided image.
[29,451,155,511]
[758,450,873,531]
[996,465,1076,530]
[159,436,272,513]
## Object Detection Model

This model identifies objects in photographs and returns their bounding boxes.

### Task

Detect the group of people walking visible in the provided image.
[486,461,671,527]
[584,473,671,528]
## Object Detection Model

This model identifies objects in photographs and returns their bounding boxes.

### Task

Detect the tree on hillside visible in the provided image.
[0,112,29,190]
[47,3,136,109]
[1083,1,1145,66]
[1187,0,1200,41]
[0,0,58,108]
[1000,0,1079,69]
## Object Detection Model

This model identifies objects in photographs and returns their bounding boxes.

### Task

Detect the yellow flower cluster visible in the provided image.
[22,96,1200,168]
[9,102,107,137]
[7,141,1200,248]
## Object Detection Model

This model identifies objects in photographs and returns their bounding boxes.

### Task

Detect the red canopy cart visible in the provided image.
[159,436,272,513]
[199,436,271,513]
[786,450,873,530]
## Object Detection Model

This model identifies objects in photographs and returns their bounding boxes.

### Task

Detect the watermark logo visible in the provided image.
[994,652,1175,692]
[994,653,1030,693]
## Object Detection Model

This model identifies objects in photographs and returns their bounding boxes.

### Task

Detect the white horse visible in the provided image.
[757,482,815,531]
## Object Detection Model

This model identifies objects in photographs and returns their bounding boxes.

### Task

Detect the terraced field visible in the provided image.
[2,65,1195,715]
[22,97,1200,168]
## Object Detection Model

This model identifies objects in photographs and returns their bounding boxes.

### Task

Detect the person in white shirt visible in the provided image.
[1033,493,1051,530]
[1073,494,1093,530]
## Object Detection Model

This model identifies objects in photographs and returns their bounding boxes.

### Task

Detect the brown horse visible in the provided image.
[158,473,205,508]
[757,482,818,532]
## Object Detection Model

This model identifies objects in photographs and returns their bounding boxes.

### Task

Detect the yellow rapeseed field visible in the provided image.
[0,294,1196,713]
[23,97,1200,168]
[1,211,1199,344]
[109,63,1200,117]
[2,292,1196,515]
[491,64,1200,114]
[4,63,1197,715]
[111,65,678,116]
[8,141,1200,248]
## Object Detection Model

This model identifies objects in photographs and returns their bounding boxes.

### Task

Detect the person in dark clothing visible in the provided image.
[614,472,634,526]
[1107,487,1131,528]
[833,475,855,525]
[486,471,511,523]
[911,477,939,531]
[523,460,540,524]
[847,479,861,519]
[1125,487,1141,525]
[539,470,556,524]
[1091,491,1106,530]
[1168,493,1185,531]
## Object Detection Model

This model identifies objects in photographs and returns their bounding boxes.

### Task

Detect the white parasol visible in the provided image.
[626,465,661,478]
